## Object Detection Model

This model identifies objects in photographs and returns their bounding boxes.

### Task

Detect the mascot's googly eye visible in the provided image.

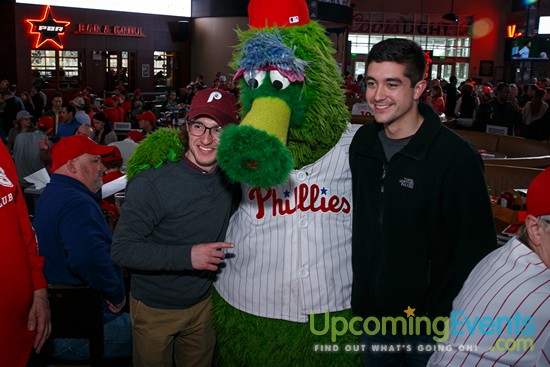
[244,70,266,89]
[269,70,291,90]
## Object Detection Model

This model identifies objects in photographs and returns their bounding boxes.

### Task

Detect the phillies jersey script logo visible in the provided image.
[249,183,350,219]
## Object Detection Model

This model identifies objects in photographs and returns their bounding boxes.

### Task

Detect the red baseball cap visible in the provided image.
[136,111,157,124]
[187,88,238,127]
[37,115,54,130]
[103,97,116,107]
[101,146,122,163]
[248,0,310,28]
[127,130,144,143]
[115,85,125,91]
[526,167,550,217]
[50,135,116,172]
[37,115,54,136]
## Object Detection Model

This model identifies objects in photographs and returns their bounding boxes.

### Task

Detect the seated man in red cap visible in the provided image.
[109,130,142,167]
[136,110,157,136]
[100,146,125,224]
[33,135,132,361]
[112,89,240,367]
[102,146,124,185]
[102,97,125,125]
[429,167,550,366]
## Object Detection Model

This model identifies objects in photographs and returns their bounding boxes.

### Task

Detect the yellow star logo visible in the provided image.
[404,306,416,318]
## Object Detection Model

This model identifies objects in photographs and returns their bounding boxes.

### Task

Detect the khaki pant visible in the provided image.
[130,295,215,367]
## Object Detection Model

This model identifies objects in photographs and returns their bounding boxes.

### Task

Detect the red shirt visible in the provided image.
[0,142,47,367]
[102,170,124,184]
[104,107,125,125]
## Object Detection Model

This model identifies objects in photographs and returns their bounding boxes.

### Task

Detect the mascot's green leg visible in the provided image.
[212,290,362,367]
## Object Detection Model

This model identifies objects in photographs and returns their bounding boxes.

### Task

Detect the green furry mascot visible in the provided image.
[215,1,361,365]
[126,0,361,365]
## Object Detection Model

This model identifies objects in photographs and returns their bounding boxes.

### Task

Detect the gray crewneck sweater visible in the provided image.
[112,160,236,309]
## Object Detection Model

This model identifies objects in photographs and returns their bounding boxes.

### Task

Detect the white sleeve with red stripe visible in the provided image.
[428,237,550,366]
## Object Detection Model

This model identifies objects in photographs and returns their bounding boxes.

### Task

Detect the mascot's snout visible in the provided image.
[217,96,294,187]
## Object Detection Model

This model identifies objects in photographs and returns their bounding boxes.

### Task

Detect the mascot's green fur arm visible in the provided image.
[126,128,184,179]
[212,290,361,367]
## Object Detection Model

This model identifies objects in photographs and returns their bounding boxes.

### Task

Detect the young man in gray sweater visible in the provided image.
[112,88,239,367]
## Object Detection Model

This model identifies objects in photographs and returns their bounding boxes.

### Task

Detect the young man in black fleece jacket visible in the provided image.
[349,38,497,367]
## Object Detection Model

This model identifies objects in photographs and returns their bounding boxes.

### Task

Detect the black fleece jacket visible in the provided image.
[349,102,497,319]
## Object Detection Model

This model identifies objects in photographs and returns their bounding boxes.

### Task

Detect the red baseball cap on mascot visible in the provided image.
[248,0,310,28]
[187,88,238,128]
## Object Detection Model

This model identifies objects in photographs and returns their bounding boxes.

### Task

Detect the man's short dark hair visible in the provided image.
[367,38,426,86]
[63,103,76,115]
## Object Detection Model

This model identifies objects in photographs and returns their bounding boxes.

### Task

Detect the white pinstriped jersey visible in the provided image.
[215,123,360,322]
[428,237,550,367]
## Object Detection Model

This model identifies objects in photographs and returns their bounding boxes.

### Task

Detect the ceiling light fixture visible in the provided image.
[442,0,458,23]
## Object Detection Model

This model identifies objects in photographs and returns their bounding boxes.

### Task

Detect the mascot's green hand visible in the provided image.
[217,125,294,188]
[126,128,184,179]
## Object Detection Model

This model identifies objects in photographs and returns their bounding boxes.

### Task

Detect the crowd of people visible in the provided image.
[0,78,242,366]
[343,71,550,141]
[0,71,244,183]
[0,72,240,150]
[1,37,549,367]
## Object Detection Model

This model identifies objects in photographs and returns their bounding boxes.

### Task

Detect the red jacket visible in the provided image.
[120,99,132,115]
[0,142,47,367]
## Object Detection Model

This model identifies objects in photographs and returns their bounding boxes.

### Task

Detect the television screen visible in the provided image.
[506,37,550,60]
[539,16,550,35]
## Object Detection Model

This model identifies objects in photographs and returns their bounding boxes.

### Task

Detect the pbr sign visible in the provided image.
[26,5,70,49]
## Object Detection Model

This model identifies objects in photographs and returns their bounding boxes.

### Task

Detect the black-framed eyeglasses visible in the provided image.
[538,216,550,226]
[187,120,223,141]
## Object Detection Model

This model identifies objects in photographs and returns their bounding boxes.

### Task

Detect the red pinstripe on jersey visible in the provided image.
[428,238,550,367]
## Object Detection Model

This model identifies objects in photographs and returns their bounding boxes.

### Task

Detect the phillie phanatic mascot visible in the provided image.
[126,0,360,365]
